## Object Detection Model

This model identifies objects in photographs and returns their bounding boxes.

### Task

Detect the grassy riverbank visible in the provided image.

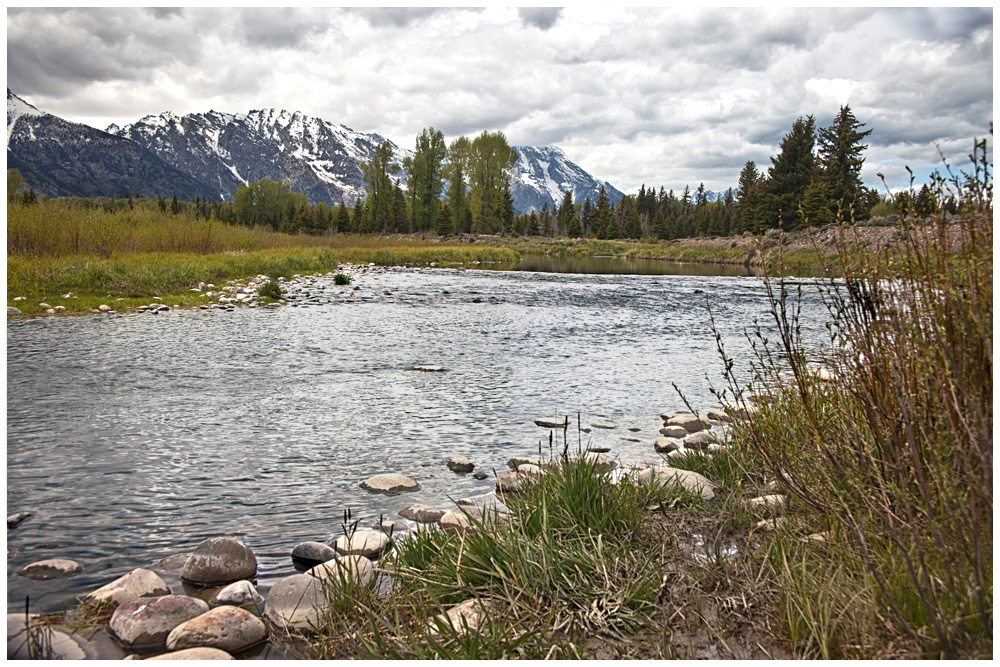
[6,200,517,315]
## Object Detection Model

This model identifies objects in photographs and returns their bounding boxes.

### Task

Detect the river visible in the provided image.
[6,257,831,612]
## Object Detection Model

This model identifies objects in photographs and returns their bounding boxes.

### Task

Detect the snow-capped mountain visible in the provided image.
[6,89,217,201]
[511,145,624,213]
[112,108,410,206]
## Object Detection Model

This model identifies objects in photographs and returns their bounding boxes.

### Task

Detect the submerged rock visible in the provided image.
[7,512,32,529]
[360,473,420,495]
[109,595,209,650]
[533,417,568,428]
[16,558,82,580]
[181,537,257,587]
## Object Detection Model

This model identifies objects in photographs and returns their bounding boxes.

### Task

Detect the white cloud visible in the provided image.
[6,7,992,194]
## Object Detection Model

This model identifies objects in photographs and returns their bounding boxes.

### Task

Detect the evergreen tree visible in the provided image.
[817,105,873,220]
[761,115,817,229]
[352,198,367,233]
[445,136,471,234]
[360,141,400,232]
[391,182,409,233]
[592,186,613,238]
[437,201,454,236]
[557,191,580,237]
[501,182,515,235]
[406,127,447,232]
[336,200,350,233]
[581,198,594,237]
[468,131,517,233]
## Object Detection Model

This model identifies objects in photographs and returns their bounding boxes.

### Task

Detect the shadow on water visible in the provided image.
[506,254,764,277]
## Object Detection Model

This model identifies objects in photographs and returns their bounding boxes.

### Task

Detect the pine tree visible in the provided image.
[817,105,873,220]
[762,115,817,229]
[336,200,350,233]
[360,141,400,232]
[592,186,613,238]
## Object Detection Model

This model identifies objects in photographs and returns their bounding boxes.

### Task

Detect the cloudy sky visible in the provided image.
[6,6,993,194]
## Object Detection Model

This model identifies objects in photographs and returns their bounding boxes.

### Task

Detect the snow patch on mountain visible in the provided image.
[511,145,624,213]
[7,89,46,146]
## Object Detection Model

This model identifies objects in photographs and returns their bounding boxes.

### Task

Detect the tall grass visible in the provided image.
[718,139,992,657]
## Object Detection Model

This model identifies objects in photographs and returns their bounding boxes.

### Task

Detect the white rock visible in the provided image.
[746,495,788,515]
[210,580,263,608]
[166,606,266,654]
[428,598,493,637]
[332,530,391,558]
[84,568,170,608]
[446,456,475,473]
[439,506,484,533]
[146,647,234,660]
[665,413,711,433]
[360,473,420,494]
[307,555,376,587]
[16,558,82,580]
[636,466,719,500]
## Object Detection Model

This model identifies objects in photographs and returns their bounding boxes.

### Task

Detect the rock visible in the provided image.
[53,305,66,312]
[591,422,616,429]
[165,606,266,654]
[45,308,56,314]
[439,506,483,534]
[360,473,420,495]
[13,296,25,301]
[664,413,711,433]
[706,443,724,455]
[808,367,835,382]
[802,532,830,543]
[587,446,611,453]
[746,495,788,515]
[109,595,209,650]
[16,558,82,580]
[682,430,721,450]
[705,409,733,423]
[406,366,447,372]
[307,555,376,587]
[262,574,330,631]
[628,427,642,432]
[7,512,32,529]
[291,542,337,566]
[577,451,615,472]
[332,530,391,558]
[518,463,542,476]
[372,519,409,535]
[653,437,683,453]
[38,302,51,309]
[658,425,689,439]
[723,401,760,420]
[495,471,526,495]
[85,568,171,608]
[533,417,568,428]
[636,466,719,500]
[471,472,488,480]
[580,427,592,433]
[754,518,788,532]
[507,456,545,470]
[146,647,234,660]
[428,598,493,637]
[7,614,89,660]
[446,456,475,473]
[399,504,446,524]
[210,581,263,609]
[7,307,22,315]
[98,304,112,312]
[181,537,257,587]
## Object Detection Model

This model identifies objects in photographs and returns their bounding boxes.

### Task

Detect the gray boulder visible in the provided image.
[166,606,266,654]
[439,506,484,534]
[360,473,420,495]
[705,409,733,423]
[658,425,689,439]
[145,647,234,660]
[181,537,257,586]
[291,542,337,566]
[428,598,493,637]
[7,307,21,316]
[332,530,391,558]
[7,512,32,529]
[682,430,721,450]
[109,595,209,650]
[399,504,446,524]
[665,413,711,433]
[210,580,264,609]
[85,568,171,609]
[16,558,82,580]
[653,437,683,453]
[495,471,526,495]
[263,574,330,631]
[533,417,568,428]
[636,466,719,500]
[307,555,376,588]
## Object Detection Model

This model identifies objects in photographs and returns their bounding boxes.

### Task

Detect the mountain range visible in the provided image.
[7,90,624,214]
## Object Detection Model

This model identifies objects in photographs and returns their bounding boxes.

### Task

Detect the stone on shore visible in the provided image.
[7,307,21,316]
[291,542,337,566]
[7,512,32,529]
[495,471,527,495]
[16,558,82,580]
[533,417,568,428]
[447,456,475,473]
[181,537,257,587]
[155,554,191,571]
[706,409,733,423]
[428,599,493,637]
[109,595,209,650]
[637,466,719,500]
[658,425,689,439]
[360,473,420,494]
[98,304,112,312]
[723,401,760,420]
[591,422,616,429]
[85,568,171,608]
[746,494,788,515]
[210,580,263,609]
[683,430,721,450]
[332,530,391,558]
[508,456,546,470]
[664,413,711,433]
[262,574,330,631]
[399,504,446,523]
[308,555,376,588]
[439,506,483,534]
[166,606,266,654]
[577,451,615,472]
[145,647,234,660]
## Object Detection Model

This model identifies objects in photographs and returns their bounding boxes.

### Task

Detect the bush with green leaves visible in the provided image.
[257,280,283,299]
[333,273,351,285]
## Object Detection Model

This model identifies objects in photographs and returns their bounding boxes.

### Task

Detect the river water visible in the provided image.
[6,258,831,612]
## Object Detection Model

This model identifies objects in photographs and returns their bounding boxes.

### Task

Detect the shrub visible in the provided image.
[257,280,282,299]
[333,273,351,285]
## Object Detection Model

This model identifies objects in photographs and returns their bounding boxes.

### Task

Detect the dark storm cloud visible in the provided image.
[236,8,333,49]
[518,8,563,31]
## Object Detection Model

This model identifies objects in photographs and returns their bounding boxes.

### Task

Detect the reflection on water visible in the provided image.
[512,254,763,277]
[7,262,830,612]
